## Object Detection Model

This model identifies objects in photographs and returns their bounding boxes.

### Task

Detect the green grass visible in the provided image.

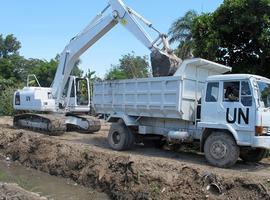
[0,169,8,182]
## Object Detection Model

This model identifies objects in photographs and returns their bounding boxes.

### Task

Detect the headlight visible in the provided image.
[15,92,20,105]
[256,126,270,136]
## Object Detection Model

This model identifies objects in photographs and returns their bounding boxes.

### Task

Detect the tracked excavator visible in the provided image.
[13,0,180,135]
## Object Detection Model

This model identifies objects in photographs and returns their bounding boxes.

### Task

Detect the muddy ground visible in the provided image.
[0,116,270,200]
[0,182,46,200]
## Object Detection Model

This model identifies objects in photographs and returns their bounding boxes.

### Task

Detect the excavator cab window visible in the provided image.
[70,81,75,98]
[76,78,89,106]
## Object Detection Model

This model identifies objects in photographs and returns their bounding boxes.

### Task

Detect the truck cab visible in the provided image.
[199,74,270,167]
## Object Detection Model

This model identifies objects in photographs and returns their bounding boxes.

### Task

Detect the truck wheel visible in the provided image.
[204,132,239,168]
[240,148,268,163]
[108,120,135,151]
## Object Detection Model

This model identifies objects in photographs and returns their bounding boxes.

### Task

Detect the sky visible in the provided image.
[0,0,223,78]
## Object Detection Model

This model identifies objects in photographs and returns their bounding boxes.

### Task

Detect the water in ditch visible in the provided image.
[0,160,109,200]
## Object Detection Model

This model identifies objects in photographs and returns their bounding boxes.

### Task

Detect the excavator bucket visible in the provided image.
[151,50,182,77]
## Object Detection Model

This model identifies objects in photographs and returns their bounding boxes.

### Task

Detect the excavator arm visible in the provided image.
[51,0,180,109]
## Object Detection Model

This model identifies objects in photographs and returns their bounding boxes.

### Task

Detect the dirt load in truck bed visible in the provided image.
[0,116,270,200]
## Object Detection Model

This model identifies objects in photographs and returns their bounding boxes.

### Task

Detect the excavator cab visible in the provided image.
[64,76,91,113]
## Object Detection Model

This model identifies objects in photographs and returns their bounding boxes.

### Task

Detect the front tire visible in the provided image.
[204,132,239,168]
[108,120,135,151]
[240,148,268,163]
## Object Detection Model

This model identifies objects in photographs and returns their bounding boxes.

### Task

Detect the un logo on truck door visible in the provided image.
[226,108,249,124]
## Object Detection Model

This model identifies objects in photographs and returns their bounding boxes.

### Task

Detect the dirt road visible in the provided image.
[0,116,270,199]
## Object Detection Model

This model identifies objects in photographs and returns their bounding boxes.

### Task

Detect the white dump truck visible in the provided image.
[93,58,270,168]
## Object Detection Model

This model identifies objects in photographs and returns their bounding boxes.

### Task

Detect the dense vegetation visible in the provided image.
[169,0,270,76]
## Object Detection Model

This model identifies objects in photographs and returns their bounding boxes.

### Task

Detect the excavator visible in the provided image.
[13,0,180,135]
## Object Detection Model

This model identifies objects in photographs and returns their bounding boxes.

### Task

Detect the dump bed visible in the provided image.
[93,58,231,121]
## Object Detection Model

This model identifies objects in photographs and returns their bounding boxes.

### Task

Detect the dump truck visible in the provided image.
[93,58,270,168]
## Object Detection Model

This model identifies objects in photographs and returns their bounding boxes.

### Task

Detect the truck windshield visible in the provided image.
[257,81,270,108]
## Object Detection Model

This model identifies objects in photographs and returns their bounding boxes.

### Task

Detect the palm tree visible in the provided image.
[168,10,198,59]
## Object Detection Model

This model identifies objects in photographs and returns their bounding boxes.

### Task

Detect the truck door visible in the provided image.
[221,80,254,131]
[201,82,220,123]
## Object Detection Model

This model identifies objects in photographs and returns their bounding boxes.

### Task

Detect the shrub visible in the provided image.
[0,78,18,116]
[0,87,15,116]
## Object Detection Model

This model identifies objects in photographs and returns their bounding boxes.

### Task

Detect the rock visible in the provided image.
[5,156,10,161]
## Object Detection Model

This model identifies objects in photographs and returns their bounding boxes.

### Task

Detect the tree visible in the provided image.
[168,10,198,59]
[85,69,96,80]
[85,69,101,82]
[26,58,58,87]
[105,52,150,80]
[26,56,84,87]
[0,34,24,81]
[105,66,127,80]
[85,69,101,99]
[0,86,15,116]
[191,0,270,76]
[0,34,21,58]
[71,59,84,77]
[0,78,22,116]
[0,54,27,82]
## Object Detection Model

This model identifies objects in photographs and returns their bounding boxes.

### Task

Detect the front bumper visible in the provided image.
[252,136,270,149]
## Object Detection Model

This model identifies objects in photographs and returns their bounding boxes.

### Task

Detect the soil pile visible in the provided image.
[0,118,269,199]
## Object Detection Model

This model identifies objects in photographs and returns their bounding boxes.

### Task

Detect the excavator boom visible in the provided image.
[51,0,181,108]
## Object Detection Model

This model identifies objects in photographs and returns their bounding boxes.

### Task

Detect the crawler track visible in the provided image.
[13,113,101,135]
[66,114,101,133]
[14,113,66,136]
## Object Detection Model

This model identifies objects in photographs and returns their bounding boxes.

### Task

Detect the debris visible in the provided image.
[206,183,222,195]
[5,156,10,162]
[161,187,166,193]
[98,169,106,181]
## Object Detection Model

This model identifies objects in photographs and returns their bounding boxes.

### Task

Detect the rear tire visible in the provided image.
[108,120,135,151]
[204,132,239,168]
[240,148,268,163]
